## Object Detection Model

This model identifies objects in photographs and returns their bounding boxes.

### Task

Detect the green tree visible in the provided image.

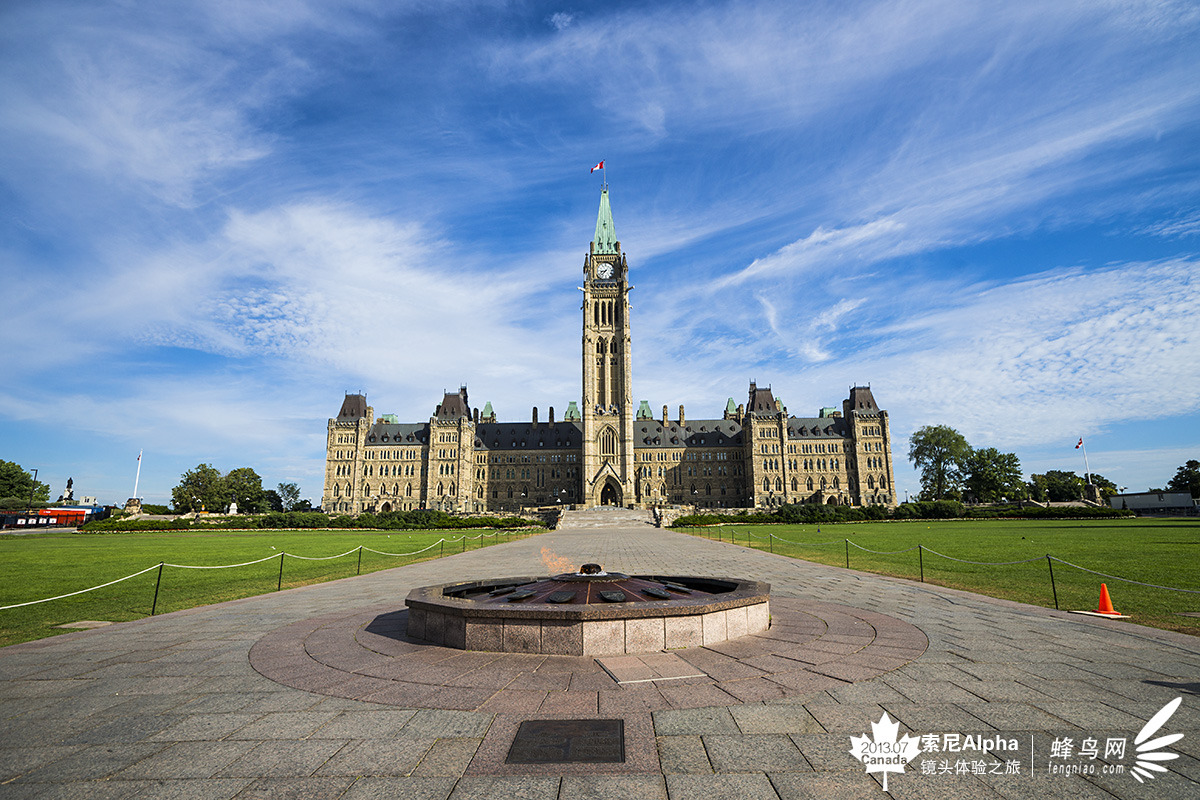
[908,425,970,500]
[262,489,284,513]
[961,448,1024,503]
[1027,470,1084,502]
[171,464,229,513]
[0,460,51,508]
[277,481,301,511]
[1088,472,1119,500]
[1167,460,1200,498]
[224,467,266,513]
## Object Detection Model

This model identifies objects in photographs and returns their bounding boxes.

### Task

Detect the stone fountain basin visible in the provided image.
[404,576,770,656]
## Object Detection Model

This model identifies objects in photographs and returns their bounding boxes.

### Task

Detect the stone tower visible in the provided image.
[580,187,635,506]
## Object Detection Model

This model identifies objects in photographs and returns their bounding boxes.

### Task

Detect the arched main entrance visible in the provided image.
[599,480,622,506]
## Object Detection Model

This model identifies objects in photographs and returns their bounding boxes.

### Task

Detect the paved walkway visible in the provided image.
[2,512,1199,799]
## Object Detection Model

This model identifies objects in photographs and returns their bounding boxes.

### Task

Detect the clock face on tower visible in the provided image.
[596,262,614,280]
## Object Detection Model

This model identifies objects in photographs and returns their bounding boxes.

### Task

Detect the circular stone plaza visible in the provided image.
[1,508,1197,799]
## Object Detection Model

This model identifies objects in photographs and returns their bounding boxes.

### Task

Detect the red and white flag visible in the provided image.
[590,160,604,173]
[1075,438,1083,449]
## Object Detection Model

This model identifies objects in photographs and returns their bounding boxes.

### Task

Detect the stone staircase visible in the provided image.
[556,506,654,529]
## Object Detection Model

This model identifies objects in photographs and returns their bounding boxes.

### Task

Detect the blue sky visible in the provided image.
[2,0,1198,507]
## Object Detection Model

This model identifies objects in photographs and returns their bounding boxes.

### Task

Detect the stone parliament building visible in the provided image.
[322,189,896,515]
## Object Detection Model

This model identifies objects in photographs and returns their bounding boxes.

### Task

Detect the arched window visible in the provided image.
[437,482,444,496]
[867,475,875,489]
[833,476,840,489]
[791,477,798,491]
[806,477,814,491]
[405,483,412,497]
[599,427,617,461]
[450,483,456,496]
[762,478,770,491]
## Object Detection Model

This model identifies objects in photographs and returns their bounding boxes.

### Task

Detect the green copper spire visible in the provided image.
[593,188,618,254]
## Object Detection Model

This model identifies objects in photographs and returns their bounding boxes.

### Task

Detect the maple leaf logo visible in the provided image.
[849,712,921,791]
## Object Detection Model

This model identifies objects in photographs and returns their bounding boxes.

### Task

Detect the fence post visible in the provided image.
[357,545,363,576]
[277,552,285,591]
[462,536,466,553]
[150,561,164,615]
[769,533,773,554]
[918,545,924,583]
[1047,555,1059,610]
[845,539,850,569]
[440,539,444,558]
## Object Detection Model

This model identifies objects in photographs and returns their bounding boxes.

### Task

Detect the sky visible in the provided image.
[1,0,1198,507]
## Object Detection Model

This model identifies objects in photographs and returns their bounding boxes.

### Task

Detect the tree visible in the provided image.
[1088,472,1119,500]
[171,464,229,513]
[1167,460,1200,498]
[0,460,50,508]
[1027,470,1084,502]
[262,489,284,513]
[224,467,266,513]
[961,448,1024,503]
[277,481,301,511]
[908,425,970,501]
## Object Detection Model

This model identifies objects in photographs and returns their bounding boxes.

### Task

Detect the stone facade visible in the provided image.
[322,189,897,515]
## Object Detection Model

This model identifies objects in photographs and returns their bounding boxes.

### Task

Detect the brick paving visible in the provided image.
[2,507,1199,798]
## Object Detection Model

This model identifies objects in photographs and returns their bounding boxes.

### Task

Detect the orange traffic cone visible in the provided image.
[1096,583,1120,616]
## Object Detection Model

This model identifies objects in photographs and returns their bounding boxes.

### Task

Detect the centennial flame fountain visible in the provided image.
[405,563,770,656]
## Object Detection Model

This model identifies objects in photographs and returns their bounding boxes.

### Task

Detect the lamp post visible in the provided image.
[28,468,38,511]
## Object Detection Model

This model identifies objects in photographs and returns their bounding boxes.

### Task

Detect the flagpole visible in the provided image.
[1081,442,1091,487]
[133,450,143,499]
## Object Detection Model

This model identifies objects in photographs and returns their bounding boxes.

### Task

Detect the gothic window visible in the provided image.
[599,427,616,462]
[791,477,798,491]
[762,478,769,491]
[867,475,875,489]
[775,478,782,491]
[806,477,814,491]
[437,482,444,496]
[834,476,840,489]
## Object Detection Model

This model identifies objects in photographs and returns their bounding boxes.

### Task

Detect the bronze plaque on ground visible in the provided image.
[506,719,625,763]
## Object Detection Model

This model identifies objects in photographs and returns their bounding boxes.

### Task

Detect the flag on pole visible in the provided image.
[1075,438,1083,449]
[590,160,604,173]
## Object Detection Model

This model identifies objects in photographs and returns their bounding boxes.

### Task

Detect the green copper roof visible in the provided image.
[564,400,581,421]
[725,398,737,414]
[593,188,618,254]
[482,401,494,417]
[636,400,653,420]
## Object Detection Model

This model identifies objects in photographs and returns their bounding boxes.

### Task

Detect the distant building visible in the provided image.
[323,189,897,514]
[1109,491,1198,516]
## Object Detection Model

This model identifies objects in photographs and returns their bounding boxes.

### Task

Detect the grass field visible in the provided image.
[0,528,534,647]
[682,518,1200,637]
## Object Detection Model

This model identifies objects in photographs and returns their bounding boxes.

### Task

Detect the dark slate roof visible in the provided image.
[787,417,850,439]
[634,419,744,448]
[436,389,470,419]
[338,394,369,420]
[365,422,429,445]
[748,384,778,416]
[846,385,879,415]
[475,421,583,451]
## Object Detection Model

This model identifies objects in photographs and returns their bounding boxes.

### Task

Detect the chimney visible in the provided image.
[678,405,686,426]
[473,407,479,424]
[662,404,668,425]
[549,406,555,424]
[532,406,539,426]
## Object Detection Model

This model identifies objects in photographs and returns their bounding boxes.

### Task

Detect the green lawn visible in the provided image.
[0,528,535,647]
[683,518,1200,636]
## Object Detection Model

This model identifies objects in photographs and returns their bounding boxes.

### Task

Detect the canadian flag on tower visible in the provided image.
[1076,438,1084,449]
[590,160,604,173]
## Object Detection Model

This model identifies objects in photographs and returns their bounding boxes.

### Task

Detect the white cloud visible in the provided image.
[548,12,574,31]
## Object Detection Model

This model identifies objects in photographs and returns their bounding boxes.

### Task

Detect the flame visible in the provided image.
[541,547,576,574]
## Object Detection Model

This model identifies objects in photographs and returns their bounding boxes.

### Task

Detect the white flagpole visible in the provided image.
[1080,441,1091,486]
[133,450,143,499]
